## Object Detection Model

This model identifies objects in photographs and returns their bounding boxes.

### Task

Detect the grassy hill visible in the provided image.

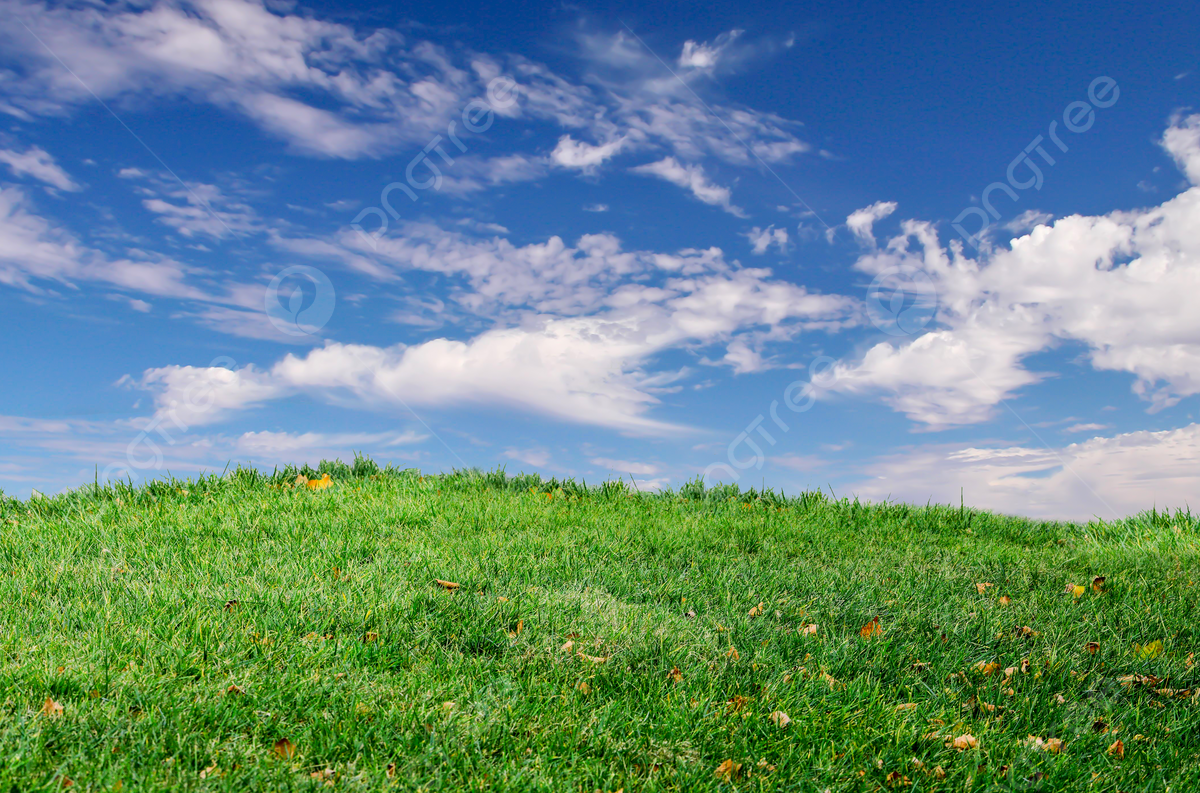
[1,460,1197,791]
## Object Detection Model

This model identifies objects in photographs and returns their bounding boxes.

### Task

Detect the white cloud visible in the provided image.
[550,135,626,172]
[678,30,743,71]
[845,201,896,247]
[583,203,609,212]
[590,457,659,475]
[140,226,856,434]
[827,114,1200,427]
[0,145,80,190]
[1006,209,1054,233]
[1162,112,1200,185]
[1064,422,1111,434]
[745,225,788,254]
[0,185,206,298]
[631,156,744,216]
[504,447,550,467]
[846,423,1200,521]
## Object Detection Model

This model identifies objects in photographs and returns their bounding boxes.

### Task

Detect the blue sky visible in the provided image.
[1,0,1198,519]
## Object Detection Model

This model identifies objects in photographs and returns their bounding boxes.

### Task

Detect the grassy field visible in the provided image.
[1,460,1197,792]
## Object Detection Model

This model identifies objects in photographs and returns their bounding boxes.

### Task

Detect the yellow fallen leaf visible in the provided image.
[860,616,882,639]
[896,703,918,711]
[668,666,683,683]
[769,710,791,728]
[577,652,608,664]
[951,734,978,750]
[1107,739,1124,758]
[975,582,993,594]
[1134,640,1164,659]
[1085,641,1100,654]
[576,680,591,694]
[40,697,63,718]
[435,579,460,590]
[725,647,740,661]
[800,623,818,635]
[714,759,743,782]
[1067,584,1086,598]
[748,602,764,618]
[306,473,332,490]
[998,595,1012,606]
[974,661,1001,676]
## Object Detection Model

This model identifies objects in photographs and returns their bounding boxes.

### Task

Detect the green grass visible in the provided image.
[1,461,1198,792]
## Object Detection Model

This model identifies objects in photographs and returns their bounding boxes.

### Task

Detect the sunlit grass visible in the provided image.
[1,461,1197,791]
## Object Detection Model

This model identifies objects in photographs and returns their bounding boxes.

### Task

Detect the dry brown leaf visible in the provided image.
[1107,739,1124,758]
[932,765,946,779]
[975,582,994,594]
[974,661,1001,676]
[577,652,608,664]
[727,695,749,713]
[800,623,818,636]
[199,765,218,780]
[223,599,239,612]
[1085,641,1100,654]
[1092,717,1109,734]
[386,763,396,779]
[226,684,245,696]
[725,647,740,661]
[273,738,296,760]
[576,680,591,694]
[362,631,379,644]
[950,734,978,751]
[748,602,764,618]
[769,710,791,728]
[998,595,1012,606]
[560,640,575,653]
[714,759,743,782]
[1092,575,1107,593]
[1020,658,1031,674]
[1053,693,1066,705]
[40,697,63,719]
[820,671,841,689]
[435,579,460,590]
[860,616,882,639]
[668,666,683,683]
[896,703,918,711]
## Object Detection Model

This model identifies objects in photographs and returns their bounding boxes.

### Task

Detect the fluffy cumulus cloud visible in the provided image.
[847,423,1200,521]
[845,201,896,247]
[631,157,745,216]
[827,114,1200,427]
[136,225,856,433]
[745,225,788,254]
[551,135,627,172]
